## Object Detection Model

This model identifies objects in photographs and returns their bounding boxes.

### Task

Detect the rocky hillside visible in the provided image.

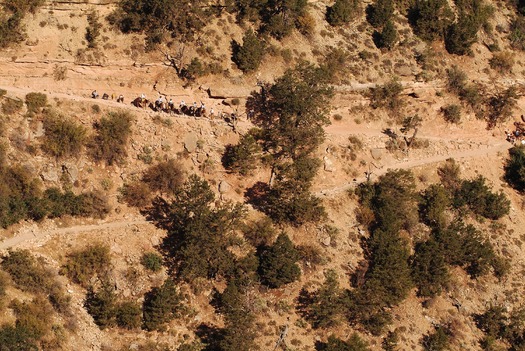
[1,1,525,351]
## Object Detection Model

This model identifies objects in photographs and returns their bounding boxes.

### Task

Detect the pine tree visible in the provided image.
[232,29,266,72]
[258,233,301,288]
[326,0,359,26]
[376,20,397,50]
[143,279,183,331]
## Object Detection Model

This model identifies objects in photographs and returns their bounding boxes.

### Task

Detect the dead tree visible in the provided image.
[160,45,186,77]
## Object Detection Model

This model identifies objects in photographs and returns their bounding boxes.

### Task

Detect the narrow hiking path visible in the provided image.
[315,141,511,197]
[0,219,149,251]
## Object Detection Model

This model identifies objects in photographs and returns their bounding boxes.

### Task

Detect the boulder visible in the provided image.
[40,165,59,183]
[371,148,383,160]
[62,162,79,183]
[218,180,231,194]
[323,156,335,172]
[395,65,413,77]
[184,132,198,153]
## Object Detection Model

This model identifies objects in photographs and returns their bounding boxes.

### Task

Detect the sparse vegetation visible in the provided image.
[441,104,461,124]
[41,110,86,158]
[141,252,163,272]
[61,243,111,287]
[368,79,403,111]
[25,92,47,115]
[90,111,133,165]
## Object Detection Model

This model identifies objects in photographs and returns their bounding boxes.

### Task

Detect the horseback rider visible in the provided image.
[92,90,98,99]
[168,99,174,109]
[102,93,109,100]
[200,102,205,109]
[117,94,124,103]
[140,93,146,102]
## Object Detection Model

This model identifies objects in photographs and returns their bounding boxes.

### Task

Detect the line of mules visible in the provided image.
[131,97,207,117]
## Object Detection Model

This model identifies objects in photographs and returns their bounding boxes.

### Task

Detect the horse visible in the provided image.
[117,95,124,103]
[131,97,149,109]
[194,107,206,117]
[102,93,109,100]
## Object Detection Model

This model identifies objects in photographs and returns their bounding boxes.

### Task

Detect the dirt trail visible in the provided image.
[0,219,148,251]
[316,141,511,197]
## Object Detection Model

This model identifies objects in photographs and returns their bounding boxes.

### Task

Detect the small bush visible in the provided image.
[120,182,152,208]
[142,159,184,196]
[374,20,397,50]
[1,97,23,115]
[489,52,514,74]
[366,0,394,28]
[409,0,453,42]
[368,79,403,110]
[61,243,111,287]
[0,89,6,97]
[85,10,101,48]
[41,111,87,158]
[90,111,133,165]
[422,325,451,351]
[454,176,510,220]
[141,252,163,272]
[25,92,47,115]
[441,104,461,124]
[1,249,53,294]
[510,16,525,51]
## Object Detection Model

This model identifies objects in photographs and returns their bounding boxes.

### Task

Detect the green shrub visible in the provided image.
[510,15,525,50]
[90,111,133,165]
[141,252,163,272]
[411,239,449,297]
[422,325,451,351]
[0,0,44,48]
[61,243,111,287]
[298,269,345,328]
[232,29,265,73]
[486,87,518,129]
[41,111,86,158]
[445,16,479,55]
[368,79,403,110]
[10,296,53,339]
[258,233,301,288]
[85,10,101,49]
[0,89,6,97]
[419,184,450,228]
[25,92,47,115]
[316,334,371,351]
[326,0,359,26]
[110,0,205,46]
[409,0,453,42]
[1,97,23,115]
[242,217,277,248]
[441,104,461,124]
[143,279,184,331]
[504,145,525,192]
[1,249,53,294]
[180,57,205,81]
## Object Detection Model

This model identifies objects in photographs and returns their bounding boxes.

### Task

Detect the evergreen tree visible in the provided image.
[445,15,478,55]
[419,184,450,228]
[222,130,262,175]
[143,279,183,331]
[150,175,245,281]
[326,0,359,26]
[410,0,453,42]
[232,29,265,73]
[504,145,525,192]
[84,281,117,329]
[375,20,398,49]
[366,0,394,28]
[258,233,301,288]
[298,269,345,328]
[411,239,449,297]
